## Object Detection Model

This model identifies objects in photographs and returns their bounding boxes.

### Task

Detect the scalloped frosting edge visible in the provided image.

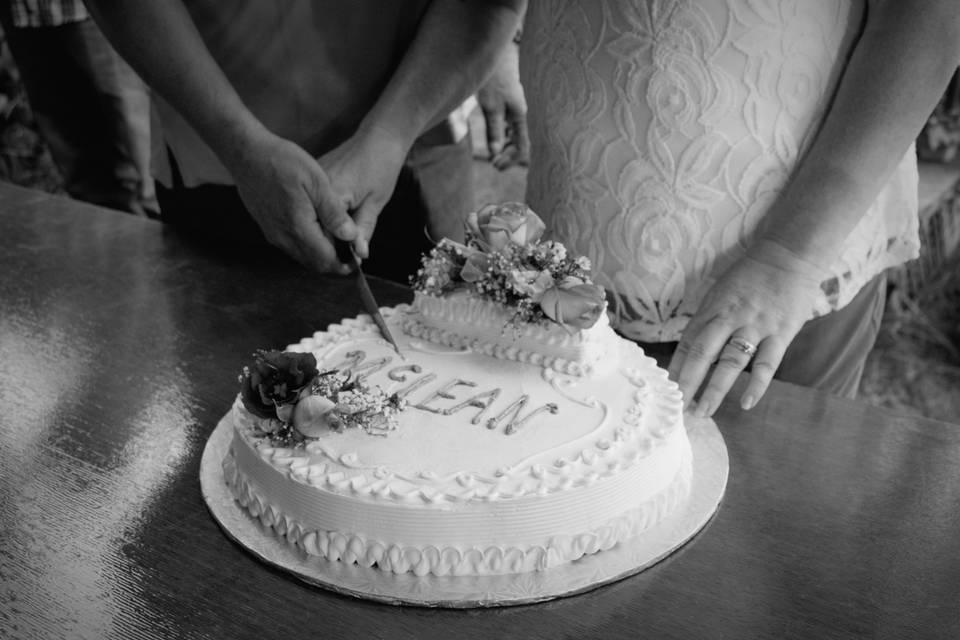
[223,447,692,576]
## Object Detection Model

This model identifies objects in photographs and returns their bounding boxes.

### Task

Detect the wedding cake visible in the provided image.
[222,204,692,577]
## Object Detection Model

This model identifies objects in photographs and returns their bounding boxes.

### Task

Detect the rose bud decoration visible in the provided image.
[292,395,338,438]
[240,349,319,420]
[539,281,606,329]
[465,202,546,252]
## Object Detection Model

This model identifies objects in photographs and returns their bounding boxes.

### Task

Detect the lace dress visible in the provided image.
[521,0,919,342]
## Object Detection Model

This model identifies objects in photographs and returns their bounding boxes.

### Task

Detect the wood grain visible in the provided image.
[2,182,959,640]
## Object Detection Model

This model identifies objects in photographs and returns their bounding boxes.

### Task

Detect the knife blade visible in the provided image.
[334,239,404,359]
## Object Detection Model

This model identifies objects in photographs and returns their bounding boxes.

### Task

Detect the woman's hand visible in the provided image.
[667,239,831,417]
[224,128,356,274]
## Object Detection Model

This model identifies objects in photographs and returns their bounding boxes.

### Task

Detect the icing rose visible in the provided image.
[292,395,338,437]
[465,202,546,251]
[240,350,318,420]
[539,281,606,329]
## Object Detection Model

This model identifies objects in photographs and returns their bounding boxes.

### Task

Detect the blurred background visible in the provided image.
[2,31,958,422]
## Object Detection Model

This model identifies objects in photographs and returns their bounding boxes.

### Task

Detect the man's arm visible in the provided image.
[84,0,356,273]
[320,0,526,250]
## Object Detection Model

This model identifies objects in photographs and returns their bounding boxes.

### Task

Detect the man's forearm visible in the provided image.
[84,0,265,163]
[358,0,526,151]
[760,0,960,266]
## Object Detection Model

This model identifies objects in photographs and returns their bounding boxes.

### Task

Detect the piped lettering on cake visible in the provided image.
[334,350,394,382]
[443,388,501,424]
[486,396,560,435]
[342,352,561,433]
[387,363,422,381]
[414,379,478,413]
[394,372,438,400]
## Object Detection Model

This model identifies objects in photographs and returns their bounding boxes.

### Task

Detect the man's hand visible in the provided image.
[477,41,529,170]
[318,125,410,260]
[224,129,357,273]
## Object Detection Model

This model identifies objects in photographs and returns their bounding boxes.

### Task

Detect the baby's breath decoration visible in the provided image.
[240,352,405,446]
[412,203,605,330]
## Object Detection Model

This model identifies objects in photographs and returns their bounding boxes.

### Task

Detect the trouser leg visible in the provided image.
[776,273,887,398]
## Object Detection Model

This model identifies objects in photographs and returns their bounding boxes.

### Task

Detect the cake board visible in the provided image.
[200,413,727,608]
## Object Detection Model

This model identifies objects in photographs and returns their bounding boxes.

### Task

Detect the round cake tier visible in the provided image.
[223,306,691,576]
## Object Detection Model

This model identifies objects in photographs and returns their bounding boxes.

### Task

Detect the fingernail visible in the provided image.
[741,394,756,410]
[335,221,355,239]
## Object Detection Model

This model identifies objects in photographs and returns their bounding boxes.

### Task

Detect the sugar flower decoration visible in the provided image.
[412,203,606,330]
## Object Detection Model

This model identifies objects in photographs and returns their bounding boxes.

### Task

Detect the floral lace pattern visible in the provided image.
[522,0,919,341]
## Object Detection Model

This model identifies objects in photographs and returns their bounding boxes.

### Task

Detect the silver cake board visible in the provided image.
[200,414,728,608]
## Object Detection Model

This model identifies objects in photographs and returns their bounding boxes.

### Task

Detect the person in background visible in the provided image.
[84,0,525,283]
[518,0,959,416]
[477,20,528,171]
[0,0,156,216]
[259,0,960,414]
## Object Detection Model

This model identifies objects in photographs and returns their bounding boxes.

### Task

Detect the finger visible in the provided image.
[306,164,356,242]
[672,319,732,411]
[740,337,789,411]
[667,315,710,381]
[266,186,350,274]
[491,143,516,171]
[483,105,506,159]
[509,109,530,167]
[693,334,759,418]
[287,214,351,275]
[350,198,383,260]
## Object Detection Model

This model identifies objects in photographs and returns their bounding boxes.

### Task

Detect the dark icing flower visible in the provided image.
[239,350,318,420]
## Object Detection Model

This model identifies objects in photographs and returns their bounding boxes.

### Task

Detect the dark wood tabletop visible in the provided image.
[3,181,960,640]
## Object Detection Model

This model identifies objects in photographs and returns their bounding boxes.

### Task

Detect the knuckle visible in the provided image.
[701,382,728,399]
[751,360,777,376]
[684,341,713,361]
[715,354,746,371]
[676,371,703,392]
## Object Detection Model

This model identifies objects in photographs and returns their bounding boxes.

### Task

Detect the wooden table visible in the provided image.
[3,182,959,640]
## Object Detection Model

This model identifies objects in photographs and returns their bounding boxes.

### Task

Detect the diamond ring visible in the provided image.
[727,336,758,357]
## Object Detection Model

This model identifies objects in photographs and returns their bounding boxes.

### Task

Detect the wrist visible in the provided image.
[206,113,273,173]
[354,118,415,163]
[745,237,834,284]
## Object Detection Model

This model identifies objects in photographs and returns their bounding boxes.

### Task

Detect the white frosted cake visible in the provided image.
[222,204,692,577]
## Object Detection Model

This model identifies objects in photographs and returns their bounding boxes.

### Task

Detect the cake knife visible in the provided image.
[334,239,404,359]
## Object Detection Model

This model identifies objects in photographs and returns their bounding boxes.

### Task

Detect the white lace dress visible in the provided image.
[521,0,919,342]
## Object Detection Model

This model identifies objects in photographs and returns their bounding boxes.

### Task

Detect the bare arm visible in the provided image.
[671,0,960,416]
[319,0,526,248]
[758,0,960,265]
[84,0,356,273]
[359,0,526,149]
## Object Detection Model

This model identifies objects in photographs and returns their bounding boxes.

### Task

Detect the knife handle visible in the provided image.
[333,238,354,265]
